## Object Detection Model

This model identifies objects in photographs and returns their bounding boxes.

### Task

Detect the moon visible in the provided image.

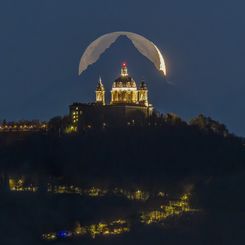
[79,31,167,77]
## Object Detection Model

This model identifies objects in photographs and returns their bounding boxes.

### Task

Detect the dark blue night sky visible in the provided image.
[0,0,245,135]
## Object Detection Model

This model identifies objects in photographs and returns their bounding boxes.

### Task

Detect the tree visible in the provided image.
[190,114,229,136]
[163,113,185,125]
[48,116,63,134]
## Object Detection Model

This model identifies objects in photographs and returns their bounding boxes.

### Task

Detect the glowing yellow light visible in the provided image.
[42,232,57,241]
[141,193,192,224]
[9,177,38,192]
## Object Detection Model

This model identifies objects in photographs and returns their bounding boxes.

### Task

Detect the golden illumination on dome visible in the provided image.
[110,64,148,105]
[92,63,151,107]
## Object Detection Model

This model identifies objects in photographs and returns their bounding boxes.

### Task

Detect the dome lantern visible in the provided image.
[121,63,128,77]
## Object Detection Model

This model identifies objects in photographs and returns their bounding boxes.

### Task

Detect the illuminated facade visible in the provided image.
[111,64,139,105]
[110,63,149,106]
[69,64,154,129]
[95,77,105,105]
[0,121,47,132]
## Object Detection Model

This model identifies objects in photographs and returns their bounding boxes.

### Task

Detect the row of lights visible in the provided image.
[0,124,47,130]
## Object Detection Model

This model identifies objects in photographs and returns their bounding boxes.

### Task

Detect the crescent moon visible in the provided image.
[79,31,167,76]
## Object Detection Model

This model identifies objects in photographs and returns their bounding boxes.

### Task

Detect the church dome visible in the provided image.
[113,76,137,89]
[110,63,139,105]
[112,63,137,89]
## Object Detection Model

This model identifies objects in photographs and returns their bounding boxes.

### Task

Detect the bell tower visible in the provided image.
[138,81,149,106]
[95,77,105,105]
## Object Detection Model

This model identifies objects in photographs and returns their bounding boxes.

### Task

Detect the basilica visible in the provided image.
[69,64,154,130]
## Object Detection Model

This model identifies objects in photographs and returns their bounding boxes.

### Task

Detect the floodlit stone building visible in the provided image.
[69,64,154,130]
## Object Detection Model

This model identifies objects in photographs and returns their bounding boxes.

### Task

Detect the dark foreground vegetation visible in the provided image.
[0,114,245,244]
[1,114,244,178]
